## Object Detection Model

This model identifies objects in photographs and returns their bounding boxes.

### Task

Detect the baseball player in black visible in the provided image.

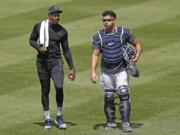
[29,5,75,129]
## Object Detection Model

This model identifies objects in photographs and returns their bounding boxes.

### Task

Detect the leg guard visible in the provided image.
[118,85,131,123]
[104,90,116,123]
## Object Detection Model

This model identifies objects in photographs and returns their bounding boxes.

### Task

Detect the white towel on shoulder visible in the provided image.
[40,19,49,48]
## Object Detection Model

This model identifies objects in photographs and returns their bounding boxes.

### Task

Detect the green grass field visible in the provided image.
[0,0,180,134]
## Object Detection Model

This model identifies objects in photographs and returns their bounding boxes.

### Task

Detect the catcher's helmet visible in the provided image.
[123,44,140,77]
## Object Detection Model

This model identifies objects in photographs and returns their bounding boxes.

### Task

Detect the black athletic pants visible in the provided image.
[36,59,64,111]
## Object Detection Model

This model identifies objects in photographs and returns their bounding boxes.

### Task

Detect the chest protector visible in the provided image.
[98,26,125,64]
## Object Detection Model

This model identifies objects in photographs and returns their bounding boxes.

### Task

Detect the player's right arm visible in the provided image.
[91,48,100,84]
[29,23,47,53]
[29,23,40,51]
[91,33,101,84]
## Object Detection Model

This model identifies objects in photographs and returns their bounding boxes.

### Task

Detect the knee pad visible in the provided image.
[118,85,129,101]
[104,90,115,104]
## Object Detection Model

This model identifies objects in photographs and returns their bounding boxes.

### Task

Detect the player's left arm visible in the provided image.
[131,39,142,63]
[61,31,75,81]
[125,29,142,63]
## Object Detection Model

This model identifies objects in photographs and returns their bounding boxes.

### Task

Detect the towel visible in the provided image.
[39,19,49,48]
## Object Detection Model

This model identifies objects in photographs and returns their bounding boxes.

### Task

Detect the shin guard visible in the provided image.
[118,85,131,123]
[104,90,116,123]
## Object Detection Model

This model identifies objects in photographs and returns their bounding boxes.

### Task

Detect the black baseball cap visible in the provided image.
[48,5,63,14]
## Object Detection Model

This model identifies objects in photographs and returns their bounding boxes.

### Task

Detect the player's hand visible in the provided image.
[39,47,47,54]
[131,54,139,63]
[91,72,97,84]
[68,69,75,81]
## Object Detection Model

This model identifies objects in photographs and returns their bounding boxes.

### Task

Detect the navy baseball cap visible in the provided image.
[48,5,63,14]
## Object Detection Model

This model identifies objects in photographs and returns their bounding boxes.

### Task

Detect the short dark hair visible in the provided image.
[102,10,116,19]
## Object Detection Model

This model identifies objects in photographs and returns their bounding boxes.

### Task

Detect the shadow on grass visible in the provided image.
[93,122,143,130]
[33,121,77,128]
